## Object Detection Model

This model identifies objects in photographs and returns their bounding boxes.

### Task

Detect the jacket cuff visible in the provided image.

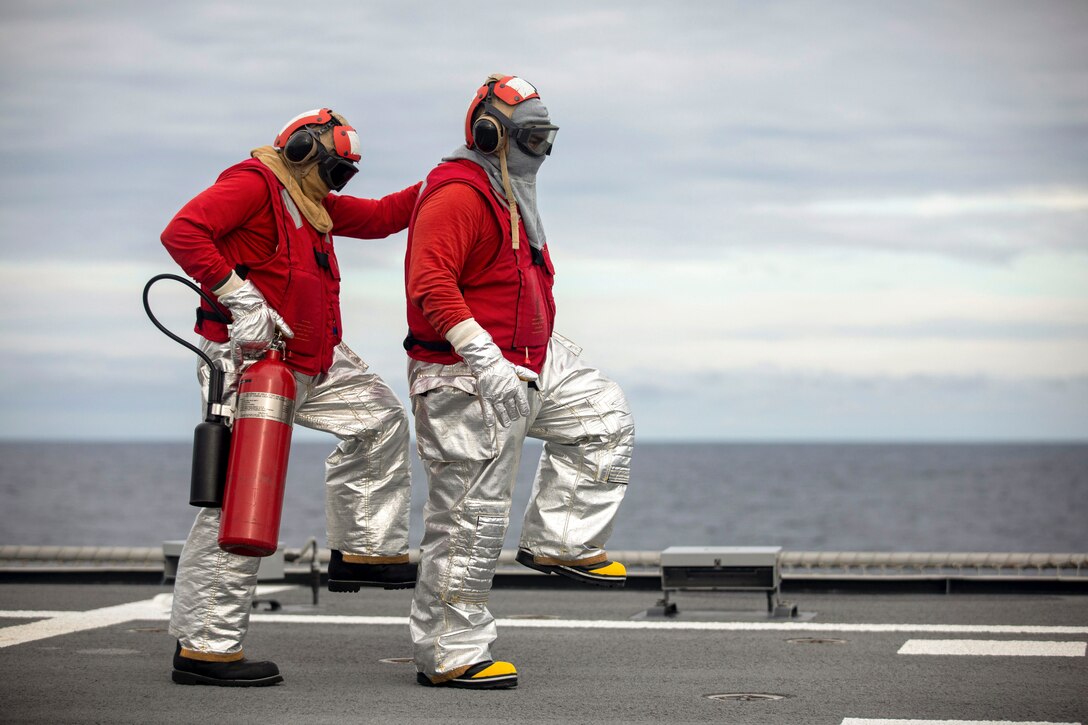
[212,271,246,298]
[445,318,486,352]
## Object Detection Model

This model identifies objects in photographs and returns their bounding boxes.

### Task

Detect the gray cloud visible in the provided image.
[1,1,1086,440]
[625,369,1088,442]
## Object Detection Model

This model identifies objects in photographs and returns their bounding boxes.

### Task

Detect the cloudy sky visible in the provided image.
[1,1,1085,442]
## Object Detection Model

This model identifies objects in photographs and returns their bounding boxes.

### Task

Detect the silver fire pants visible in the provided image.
[408,333,634,677]
[169,340,412,655]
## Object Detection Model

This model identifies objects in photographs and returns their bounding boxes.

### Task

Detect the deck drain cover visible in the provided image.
[787,637,848,645]
[379,657,414,665]
[706,692,787,702]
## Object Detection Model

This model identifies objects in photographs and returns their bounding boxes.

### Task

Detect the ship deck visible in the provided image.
[1,554,1085,724]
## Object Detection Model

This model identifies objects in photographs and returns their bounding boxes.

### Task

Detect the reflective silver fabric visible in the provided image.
[215,279,294,365]
[455,330,535,427]
[409,333,634,676]
[170,340,411,655]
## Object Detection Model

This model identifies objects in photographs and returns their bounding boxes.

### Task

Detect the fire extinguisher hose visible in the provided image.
[141,273,226,406]
[142,273,216,366]
[143,273,232,508]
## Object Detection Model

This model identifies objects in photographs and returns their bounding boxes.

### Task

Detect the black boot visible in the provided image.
[172,643,283,687]
[327,549,417,592]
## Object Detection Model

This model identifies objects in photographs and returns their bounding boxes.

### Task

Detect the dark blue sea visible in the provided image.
[1,441,1085,552]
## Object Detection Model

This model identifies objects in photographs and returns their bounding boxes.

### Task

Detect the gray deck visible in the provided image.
[1,577,1085,724]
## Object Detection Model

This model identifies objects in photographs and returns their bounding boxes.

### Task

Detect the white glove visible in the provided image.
[455,329,538,428]
[215,274,293,365]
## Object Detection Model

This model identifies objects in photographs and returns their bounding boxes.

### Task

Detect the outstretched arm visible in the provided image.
[325,181,423,239]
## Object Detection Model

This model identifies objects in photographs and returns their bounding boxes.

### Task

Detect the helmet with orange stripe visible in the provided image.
[273,108,360,191]
[465,76,558,158]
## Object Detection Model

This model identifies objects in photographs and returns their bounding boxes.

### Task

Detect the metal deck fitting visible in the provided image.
[654,546,799,618]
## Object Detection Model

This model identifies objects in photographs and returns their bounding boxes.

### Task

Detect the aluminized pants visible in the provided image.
[170,340,411,655]
[409,333,634,677]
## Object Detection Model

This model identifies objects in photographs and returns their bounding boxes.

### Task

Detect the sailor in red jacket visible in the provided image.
[161,108,421,687]
[405,76,635,689]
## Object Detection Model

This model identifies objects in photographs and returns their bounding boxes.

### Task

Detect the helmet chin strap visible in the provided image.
[498,144,521,250]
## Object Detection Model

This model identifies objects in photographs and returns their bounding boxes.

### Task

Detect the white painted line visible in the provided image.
[3,609,1087,636]
[3,592,1088,649]
[0,585,293,649]
[491,620,1088,634]
[839,714,1079,718]
[898,639,1086,657]
[0,599,167,649]
[246,614,1088,636]
[255,614,406,626]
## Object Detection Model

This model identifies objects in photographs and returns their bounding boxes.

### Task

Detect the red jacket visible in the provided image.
[162,158,420,375]
[404,159,556,373]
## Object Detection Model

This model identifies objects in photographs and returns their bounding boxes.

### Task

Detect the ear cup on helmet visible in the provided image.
[471,115,503,154]
[283,129,317,163]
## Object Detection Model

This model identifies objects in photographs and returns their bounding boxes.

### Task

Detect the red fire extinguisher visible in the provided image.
[218,346,296,557]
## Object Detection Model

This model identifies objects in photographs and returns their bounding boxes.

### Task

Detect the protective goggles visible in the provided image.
[284,127,359,191]
[316,150,358,192]
[276,108,361,161]
[484,103,559,157]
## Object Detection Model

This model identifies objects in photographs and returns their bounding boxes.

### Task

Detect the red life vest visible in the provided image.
[404,159,556,372]
[195,159,343,376]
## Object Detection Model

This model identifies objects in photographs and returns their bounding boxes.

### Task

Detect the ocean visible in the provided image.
[1,441,1085,553]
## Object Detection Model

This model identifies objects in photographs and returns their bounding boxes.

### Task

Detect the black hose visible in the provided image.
[142,273,226,413]
[142,274,220,367]
[144,274,233,508]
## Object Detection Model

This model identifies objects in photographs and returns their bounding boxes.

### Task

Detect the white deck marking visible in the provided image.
[0,599,168,649]
[0,611,74,619]
[0,585,292,649]
[2,591,1088,648]
[898,639,1086,657]
[246,614,1088,636]
[842,719,1082,724]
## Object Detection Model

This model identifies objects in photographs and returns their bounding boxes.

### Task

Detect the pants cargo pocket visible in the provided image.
[411,370,497,463]
[448,508,508,604]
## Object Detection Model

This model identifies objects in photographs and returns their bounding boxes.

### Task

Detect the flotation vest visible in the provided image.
[195,159,343,376]
[404,159,555,372]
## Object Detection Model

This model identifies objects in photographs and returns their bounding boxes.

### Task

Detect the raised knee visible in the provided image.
[599,381,635,443]
[592,382,634,485]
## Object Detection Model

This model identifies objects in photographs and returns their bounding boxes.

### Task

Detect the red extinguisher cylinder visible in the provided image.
[219,348,296,557]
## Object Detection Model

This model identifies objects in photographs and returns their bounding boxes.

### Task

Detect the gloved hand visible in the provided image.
[215,275,293,365]
[456,330,538,428]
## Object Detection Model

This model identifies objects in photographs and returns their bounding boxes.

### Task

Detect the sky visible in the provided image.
[0,1,1086,442]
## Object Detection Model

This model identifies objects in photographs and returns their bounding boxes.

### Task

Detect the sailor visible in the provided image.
[161,108,420,686]
[404,75,635,689]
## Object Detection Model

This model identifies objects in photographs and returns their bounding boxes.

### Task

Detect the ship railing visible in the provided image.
[0,545,1084,579]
